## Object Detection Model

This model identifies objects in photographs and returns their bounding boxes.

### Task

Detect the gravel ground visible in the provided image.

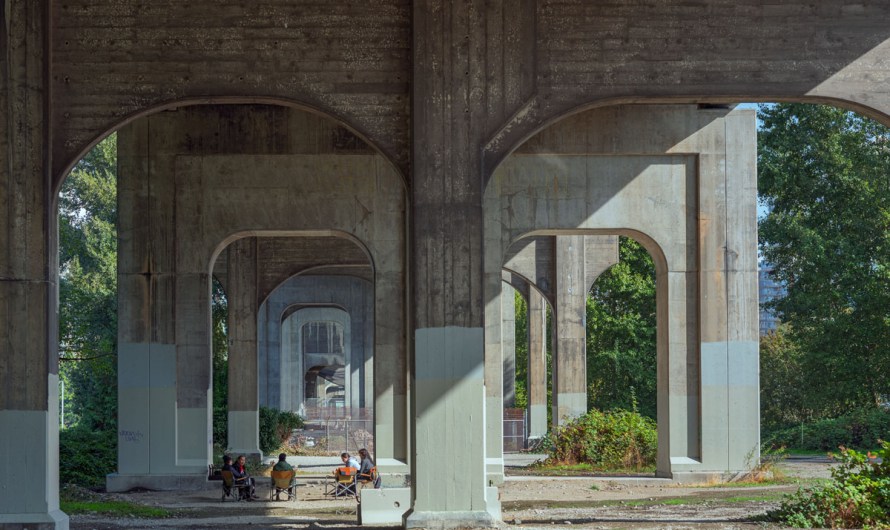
[68,457,834,530]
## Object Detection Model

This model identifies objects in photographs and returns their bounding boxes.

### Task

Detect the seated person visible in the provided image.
[231,455,259,500]
[273,452,294,472]
[329,453,359,497]
[340,452,360,472]
[356,448,381,489]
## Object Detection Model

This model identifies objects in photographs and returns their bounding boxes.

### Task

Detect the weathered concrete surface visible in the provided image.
[553,236,588,425]
[259,274,373,416]
[0,3,67,528]
[226,237,261,458]
[485,104,758,477]
[527,288,549,441]
[3,1,886,527]
[113,105,408,491]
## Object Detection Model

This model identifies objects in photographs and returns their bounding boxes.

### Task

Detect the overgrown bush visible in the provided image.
[541,408,657,470]
[764,408,890,452]
[259,406,304,454]
[769,441,890,528]
[60,426,116,488]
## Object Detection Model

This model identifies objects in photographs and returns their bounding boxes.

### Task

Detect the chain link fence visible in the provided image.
[291,407,528,454]
[503,408,527,452]
[291,408,375,454]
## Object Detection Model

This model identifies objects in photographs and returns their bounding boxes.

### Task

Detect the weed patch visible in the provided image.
[769,441,890,528]
[537,408,657,471]
[61,500,171,518]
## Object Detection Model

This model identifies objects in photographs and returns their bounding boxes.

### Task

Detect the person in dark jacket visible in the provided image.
[231,455,258,500]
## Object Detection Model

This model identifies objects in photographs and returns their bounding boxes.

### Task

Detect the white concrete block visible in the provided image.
[360,487,411,525]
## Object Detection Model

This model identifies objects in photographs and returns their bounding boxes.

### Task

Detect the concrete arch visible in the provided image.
[210,230,375,285]
[483,104,758,481]
[483,95,890,186]
[286,307,351,411]
[54,96,410,194]
[258,275,374,418]
[112,104,408,491]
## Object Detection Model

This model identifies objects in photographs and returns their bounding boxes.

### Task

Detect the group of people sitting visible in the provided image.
[331,447,381,499]
[221,454,262,500]
[220,448,380,502]
[334,448,380,487]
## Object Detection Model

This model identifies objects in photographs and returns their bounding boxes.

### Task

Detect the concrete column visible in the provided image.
[484,280,505,486]
[0,3,68,527]
[113,115,184,491]
[174,272,214,470]
[526,289,548,441]
[501,284,516,408]
[278,314,299,411]
[724,113,760,470]
[408,1,499,526]
[227,238,261,459]
[553,236,587,425]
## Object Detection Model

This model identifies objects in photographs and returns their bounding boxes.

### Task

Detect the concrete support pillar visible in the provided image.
[501,285,516,408]
[553,236,587,425]
[174,272,214,471]
[408,2,499,526]
[114,118,179,488]
[111,117,210,491]
[484,281,505,486]
[227,238,261,459]
[0,3,68,528]
[526,289,548,441]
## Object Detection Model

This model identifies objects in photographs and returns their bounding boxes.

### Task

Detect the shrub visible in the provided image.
[764,408,890,451]
[60,426,116,488]
[542,408,657,470]
[259,406,304,454]
[769,441,890,528]
[212,405,228,449]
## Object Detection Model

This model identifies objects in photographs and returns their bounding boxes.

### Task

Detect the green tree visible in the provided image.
[586,237,657,419]
[513,290,528,409]
[58,134,118,431]
[759,324,810,432]
[212,277,229,448]
[758,103,890,413]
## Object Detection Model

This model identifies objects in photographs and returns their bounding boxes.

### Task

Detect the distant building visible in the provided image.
[758,262,786,335]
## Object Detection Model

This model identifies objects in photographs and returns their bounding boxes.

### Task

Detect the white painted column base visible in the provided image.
[555,392,587,425]
[405,491,501,530]
[486,458,505,486]
[227,410,262,461]
[360,488,411,525]
[0,509,69,530]
[0,382,68,530]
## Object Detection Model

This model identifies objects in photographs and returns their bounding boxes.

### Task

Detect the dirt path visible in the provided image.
[69,460,832,529]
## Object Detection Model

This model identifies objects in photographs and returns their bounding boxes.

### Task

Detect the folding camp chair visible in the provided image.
[356,465,380,503]
[332,466,357,500]
[220,470,251,501]
[269,469,297,501]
